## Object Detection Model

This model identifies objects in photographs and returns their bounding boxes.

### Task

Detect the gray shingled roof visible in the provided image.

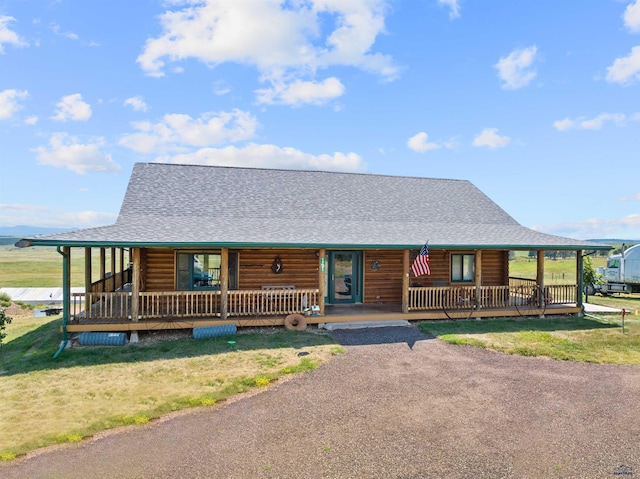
[24,163,606,250]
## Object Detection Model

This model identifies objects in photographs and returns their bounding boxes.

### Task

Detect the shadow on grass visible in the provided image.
[0,318,338,377]
[418,316,619,337]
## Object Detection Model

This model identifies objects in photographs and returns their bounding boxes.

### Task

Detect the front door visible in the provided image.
[327,251,362,304]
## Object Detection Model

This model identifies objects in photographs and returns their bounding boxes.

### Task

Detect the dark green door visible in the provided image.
[327,251,362,304]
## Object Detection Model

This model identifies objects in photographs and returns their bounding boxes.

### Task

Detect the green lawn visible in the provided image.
[420,312,640,364]
[0,309,343,460]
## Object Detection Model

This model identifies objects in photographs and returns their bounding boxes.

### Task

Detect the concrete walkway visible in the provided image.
[583,302,622,313]
[0,287,84,305]
[2,326,639,479]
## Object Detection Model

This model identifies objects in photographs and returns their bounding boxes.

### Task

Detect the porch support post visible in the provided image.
[99,248,106,292]
[84,247,92,306]
[220,248,229,320]
[110,247,116,292]
[131,248,140,322]
[576,249,583,309]
[319,249,326,316]
[537,250,545,308]
[402,249,410,313]
[474,250,482,308]
[119,248,125,288]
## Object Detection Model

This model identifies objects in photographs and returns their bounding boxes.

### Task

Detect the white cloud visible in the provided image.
[119,109,258,154]
[52,94,92,121]
[256,77,345,106]
[0,203,117,228]
[579,113,625,129]
[212,80,231,96]
[620,191,640,201]
[137,0,396,105]
[407,132,441,152]
[50,22,79,40]
[33,133,121,174]
[606,46,640,84]
[532,214,640,240]
[438,0,461,19]
[156,143,366,173]
[554,113,626,131]
[495,45,538,90]
[25,116,38,125]
[124,96,148,112]
[472,128,510,148]
[0,15,28,53]
[624,0,640,32]
[553,118,574,131]
[0,89,28,120]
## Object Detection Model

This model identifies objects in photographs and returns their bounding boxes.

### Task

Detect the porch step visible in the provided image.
[321,320,411,331]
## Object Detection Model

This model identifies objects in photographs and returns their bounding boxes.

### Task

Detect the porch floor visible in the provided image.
[64,302,583,332]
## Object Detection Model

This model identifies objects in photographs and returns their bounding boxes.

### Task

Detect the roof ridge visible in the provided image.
[134,162,470,183]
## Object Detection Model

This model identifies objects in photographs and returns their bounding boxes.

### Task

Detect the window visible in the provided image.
[176,252,238,290]
[451,254,475,282]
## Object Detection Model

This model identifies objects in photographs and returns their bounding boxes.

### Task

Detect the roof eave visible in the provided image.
[19,238,612,251]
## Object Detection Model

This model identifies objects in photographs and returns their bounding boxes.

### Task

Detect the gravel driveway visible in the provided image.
[3,325,639,479]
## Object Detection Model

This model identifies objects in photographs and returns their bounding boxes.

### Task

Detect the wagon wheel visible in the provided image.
[514,285,547,317]
[441,295,477,321]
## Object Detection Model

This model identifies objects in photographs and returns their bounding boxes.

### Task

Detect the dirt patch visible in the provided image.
[1,302,33,318]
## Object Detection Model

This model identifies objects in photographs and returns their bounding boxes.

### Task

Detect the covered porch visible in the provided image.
[64,268,582,334]
[51,244,587,333]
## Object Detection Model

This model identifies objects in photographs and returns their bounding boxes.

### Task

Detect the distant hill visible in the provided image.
[587,239,640,245]
[0,225,73,237]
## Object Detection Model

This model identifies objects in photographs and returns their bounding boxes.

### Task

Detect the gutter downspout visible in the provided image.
[53,246,70,359]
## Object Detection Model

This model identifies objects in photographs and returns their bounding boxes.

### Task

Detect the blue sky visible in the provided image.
[1,0,639,240]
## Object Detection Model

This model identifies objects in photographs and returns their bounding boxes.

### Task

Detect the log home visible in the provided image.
[17,163,609,336]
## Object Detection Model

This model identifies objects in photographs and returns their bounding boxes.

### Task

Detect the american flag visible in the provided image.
[411,243,431,277]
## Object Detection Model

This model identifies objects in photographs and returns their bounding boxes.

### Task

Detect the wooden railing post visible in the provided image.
[110,247,116,292]
[84,247,91,309]
[119,248,125,289]
[537,250,545,308]
[319,249,326,316]
[131,248,140,322]
[220,248,229,320]
[576,249,583,308]
[474,250,482,308]
[99,248,106,293]
[402,249,410,313]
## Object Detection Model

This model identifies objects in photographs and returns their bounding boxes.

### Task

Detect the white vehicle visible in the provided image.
[596,243,640,295]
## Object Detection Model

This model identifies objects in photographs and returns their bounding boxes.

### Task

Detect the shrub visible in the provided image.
[0,308,12,347]
[0,293,10,308]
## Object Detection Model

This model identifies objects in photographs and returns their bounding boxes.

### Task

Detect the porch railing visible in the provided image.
[228,289,319,316]
[72,288,319,321]
[72,292,131,320]
[409,284,578,311]
[139,291,222,319]
[90,267,132,293]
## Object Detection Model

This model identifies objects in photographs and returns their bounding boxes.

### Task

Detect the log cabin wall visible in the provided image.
[238,249,319,290]
[139,247,510,294]
[409,248,450,287]
[363,250,404,304]
[143,248,176,292]
[481,250,509,286]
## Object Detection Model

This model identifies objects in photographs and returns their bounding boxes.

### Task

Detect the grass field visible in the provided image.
[0,245,117,288]
[0,308,343,460]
